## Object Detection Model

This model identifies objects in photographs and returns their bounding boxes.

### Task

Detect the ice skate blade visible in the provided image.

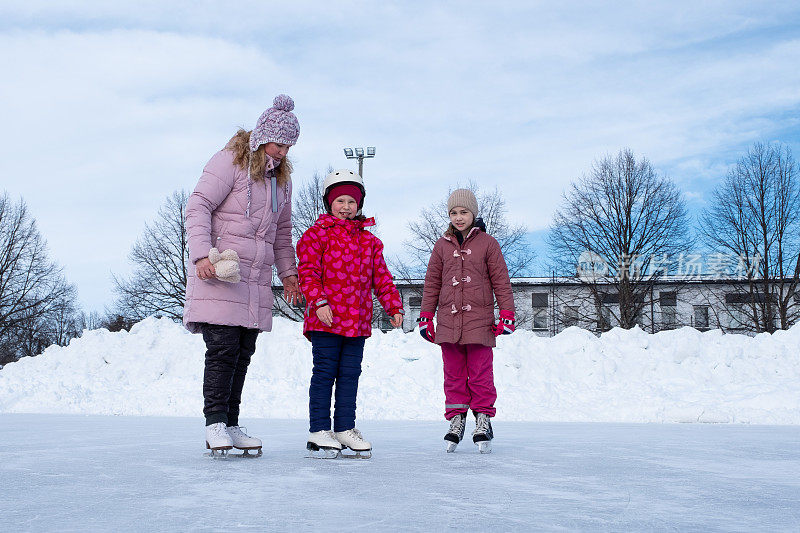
[340,449,372,459]
[446,441,458,453]
[306,448,340,459]
[230,447,262,458]
[475,440,492,454]
[306,442,341,459]
[204,449,231,459]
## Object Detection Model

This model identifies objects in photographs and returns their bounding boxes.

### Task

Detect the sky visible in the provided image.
[1,1,799,313]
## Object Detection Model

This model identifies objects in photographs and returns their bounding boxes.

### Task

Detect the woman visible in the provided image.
[183,94,303,456]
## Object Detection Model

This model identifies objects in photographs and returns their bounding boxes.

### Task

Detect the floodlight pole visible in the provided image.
[343,147,376,178]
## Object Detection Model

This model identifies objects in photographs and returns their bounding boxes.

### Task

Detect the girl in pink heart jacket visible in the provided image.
[296,169,404,456]
[418,188,516,453]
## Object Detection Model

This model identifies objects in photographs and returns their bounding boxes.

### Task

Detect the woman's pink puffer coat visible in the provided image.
[183,149,297,333]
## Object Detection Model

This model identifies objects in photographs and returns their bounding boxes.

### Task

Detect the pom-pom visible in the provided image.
[273,94,294,112]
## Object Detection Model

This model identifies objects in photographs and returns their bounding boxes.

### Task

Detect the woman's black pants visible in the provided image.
[201,323,259,427]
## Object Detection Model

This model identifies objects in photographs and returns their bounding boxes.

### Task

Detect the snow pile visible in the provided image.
[1,317,799,424]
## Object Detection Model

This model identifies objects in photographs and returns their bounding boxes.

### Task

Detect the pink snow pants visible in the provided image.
[440,342,497,420]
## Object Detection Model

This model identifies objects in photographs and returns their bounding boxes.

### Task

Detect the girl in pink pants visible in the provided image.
[417,189,516,453]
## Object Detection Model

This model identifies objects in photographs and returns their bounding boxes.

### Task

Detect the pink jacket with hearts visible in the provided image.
[297,214,403,339]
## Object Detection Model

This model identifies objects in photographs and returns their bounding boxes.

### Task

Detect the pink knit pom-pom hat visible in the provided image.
[249,94,300,151]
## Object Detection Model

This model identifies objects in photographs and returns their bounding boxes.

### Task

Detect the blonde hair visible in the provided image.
[225,129,292,186]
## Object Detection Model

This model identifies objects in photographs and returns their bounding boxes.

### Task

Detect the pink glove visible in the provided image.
[417,311,436,343]
[494,310,515,336]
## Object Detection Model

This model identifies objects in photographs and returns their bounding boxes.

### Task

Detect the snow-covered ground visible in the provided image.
[3,321,800,530]
[1,317,799,424]
[2,414,799,531]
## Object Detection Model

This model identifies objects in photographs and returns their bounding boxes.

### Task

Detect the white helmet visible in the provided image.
[322,169,366,214]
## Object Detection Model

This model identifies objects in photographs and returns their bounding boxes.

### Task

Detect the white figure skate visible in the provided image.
[334,428,372,459]
[205,422,233,458]
[227,426,262,458]
[306,430,342,459]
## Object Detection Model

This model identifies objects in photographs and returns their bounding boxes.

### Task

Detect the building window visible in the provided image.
[660,291,677,307]
[531,293,548,330]
[531,293,548,308]
[600,292,619,304]
[409,296,422,308]
[725,291,774,304]
[727,304,748,329]
[564,306,579,328]
[693,305,709,330]
[660,291,677,329]
[532,308,548,330]
[661,306,677,329]
[598,306,612,331]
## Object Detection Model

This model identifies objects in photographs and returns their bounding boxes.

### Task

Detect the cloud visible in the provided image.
[1,1,799,311]
[0,28,295,310]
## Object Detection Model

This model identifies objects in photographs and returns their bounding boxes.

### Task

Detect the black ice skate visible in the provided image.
[472,412,493,454]
[444,412,466,453]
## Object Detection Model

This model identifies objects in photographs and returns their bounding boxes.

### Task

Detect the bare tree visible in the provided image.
[75,310,104,332]
[12,289,82,359]
[46,291,83,348]
[100,313,138,333]
[112,190,189,321]
[547,149,692,331]
[292,167,331,242]
[397,180,535,278]
[270,168,333,322]
[699,142,800,333]
[0,193,78,365]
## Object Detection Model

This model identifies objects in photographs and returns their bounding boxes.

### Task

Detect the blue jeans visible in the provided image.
[308,331,366,432]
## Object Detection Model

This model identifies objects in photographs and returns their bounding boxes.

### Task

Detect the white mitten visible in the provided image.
[208,247,241,283]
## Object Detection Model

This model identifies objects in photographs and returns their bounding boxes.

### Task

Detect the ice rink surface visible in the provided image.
[2,414,799,531]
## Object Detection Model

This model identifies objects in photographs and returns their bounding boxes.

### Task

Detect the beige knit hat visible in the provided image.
[208,247,241,283]
[447,189,479,218]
